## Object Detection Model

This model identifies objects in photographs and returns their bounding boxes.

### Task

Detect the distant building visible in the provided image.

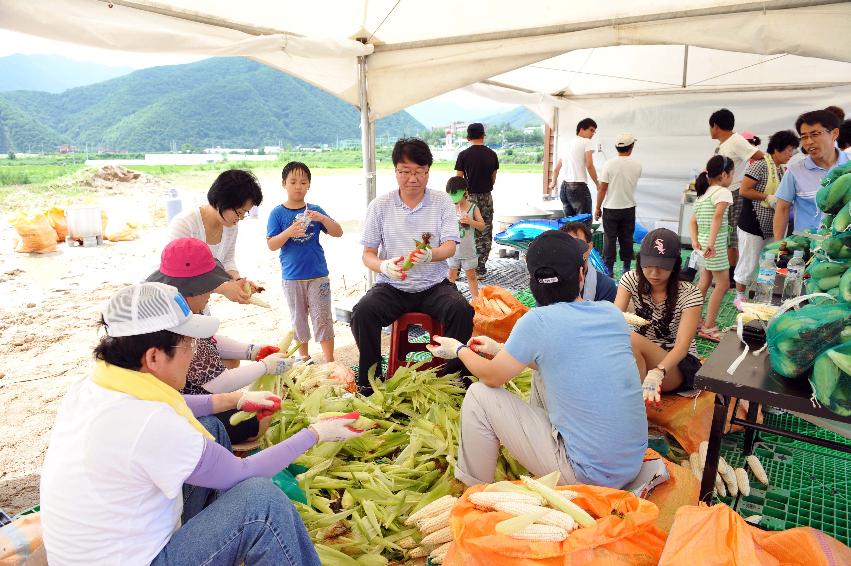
[57,144,77,153]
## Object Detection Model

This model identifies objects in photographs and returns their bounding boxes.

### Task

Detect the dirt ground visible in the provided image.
[0,167,540,514]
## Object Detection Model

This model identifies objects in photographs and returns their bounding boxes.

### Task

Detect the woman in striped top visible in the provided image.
[689,155,735,342]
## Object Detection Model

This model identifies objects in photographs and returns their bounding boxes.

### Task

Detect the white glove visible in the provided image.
[309,412,365,443]
[261,353,292,375]
[237,391,282,419]
[380,256,406,281]
[642,368,665,405]
[426,335,464,359]
[409,247,432,266]
[765,194,778,208]
[468,335,503,356]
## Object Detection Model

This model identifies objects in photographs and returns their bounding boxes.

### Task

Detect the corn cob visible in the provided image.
[718,457,731,475]
[493,501,577,532]
[495,508,548,535]
[623,312,650,326]
[699,441,708,468]
[735,468,751,497]
[715,473,727,497]
[720,464,739,498]
[429,541,452,564]
[420,525,453,546]
[746,455,769,485]
[509,523,567,542]
[520,475,595,528]
[408,546,430,558]
[469,491,543,510]
[396,536,419,550]
[404,495,457,525]
[745,515,762,525]
[484,481,541,498]
[417,511,451,535]
[689,452,702,477]
[494,298,512,315]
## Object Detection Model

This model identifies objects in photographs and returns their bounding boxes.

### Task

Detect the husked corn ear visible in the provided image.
[718,457,731,475]
[699,441,709,468]
[735,468,751,497]
[623,312,650,326]
[429,541,452,564]
[417,511,451,535]
[420,526,453,546]
[396,536,419,550]
[746,455,769,485]
[521,475,595,528]
[715,473,727,497]
[405,495,457,525]
[689,452,702,475]
[720,465,738,498]
[509,523,567,542]
[408,546,430,558]
[469,491,544,510]
[493,502,577,532]
[745,515,762,525]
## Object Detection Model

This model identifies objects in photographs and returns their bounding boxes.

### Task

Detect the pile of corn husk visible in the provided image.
[245,362,531,564]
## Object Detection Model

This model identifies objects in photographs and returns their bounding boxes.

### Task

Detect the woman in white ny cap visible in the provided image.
[40,282,364,566]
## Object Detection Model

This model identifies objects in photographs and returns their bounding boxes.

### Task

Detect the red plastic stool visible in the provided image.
[387,312,444,379]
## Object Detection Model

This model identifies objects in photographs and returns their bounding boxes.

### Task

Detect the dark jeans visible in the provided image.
[602,206,636,266]
[152,417,321,566]
[468,192,493,272]
[350,279,474,385]
[559,182,593,223]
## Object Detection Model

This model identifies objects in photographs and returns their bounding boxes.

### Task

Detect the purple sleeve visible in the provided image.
[185,428,317,490]
[183,394,214,417]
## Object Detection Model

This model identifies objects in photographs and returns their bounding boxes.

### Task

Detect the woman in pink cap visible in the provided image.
[148,237,288,443]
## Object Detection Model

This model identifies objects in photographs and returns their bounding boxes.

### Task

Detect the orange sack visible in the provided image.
[445,483,667,566]
[45,207,67,242]
[472,286,529,343]
[659,503,851,566]
[9,212,58,254]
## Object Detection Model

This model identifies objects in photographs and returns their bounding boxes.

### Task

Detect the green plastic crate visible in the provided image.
[716,434,850,546]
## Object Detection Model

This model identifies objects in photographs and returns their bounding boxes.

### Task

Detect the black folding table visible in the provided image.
[693,330,851,502]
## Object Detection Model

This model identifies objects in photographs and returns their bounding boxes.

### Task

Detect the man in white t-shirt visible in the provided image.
[549,117,598,225]
[595,134,642,274]
[709,108,764,272]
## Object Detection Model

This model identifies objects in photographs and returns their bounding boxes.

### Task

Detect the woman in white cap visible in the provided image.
[40,282,363,565]
[427,230,647,489]
[615,228,704,403]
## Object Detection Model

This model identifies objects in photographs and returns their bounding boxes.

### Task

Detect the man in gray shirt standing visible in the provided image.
[352,138,474,393]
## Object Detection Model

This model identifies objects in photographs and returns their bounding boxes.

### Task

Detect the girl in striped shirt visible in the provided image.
[689,155,734,342]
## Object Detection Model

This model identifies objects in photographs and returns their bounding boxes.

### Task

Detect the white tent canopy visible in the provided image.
[3,0,851,224]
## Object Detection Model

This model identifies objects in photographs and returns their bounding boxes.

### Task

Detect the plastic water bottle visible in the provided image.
[753,252,777,304]
[782,250,805,302]
[165,189,182,222]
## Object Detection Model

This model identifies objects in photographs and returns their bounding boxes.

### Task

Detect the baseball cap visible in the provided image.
[449,190,465,203]
[639,228,681,270]
[525,230,586,286]
[740,130,756,141]
[467,122,485,139]
[146,238,232,297]
[102,282,219,338]
[615,133,637,148]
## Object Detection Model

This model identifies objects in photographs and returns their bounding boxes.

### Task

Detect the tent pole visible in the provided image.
[358,46,377,287]
[681,45,689,88]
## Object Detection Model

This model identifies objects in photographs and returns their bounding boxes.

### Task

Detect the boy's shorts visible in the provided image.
[282,276,334,343]
[448,256,477,270]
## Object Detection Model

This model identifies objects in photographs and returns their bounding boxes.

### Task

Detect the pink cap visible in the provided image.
[740,130,756,140]
[159,238,216,277]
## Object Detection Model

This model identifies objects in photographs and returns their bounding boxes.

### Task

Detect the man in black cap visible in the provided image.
[428,230,647,489]
[455,122,499,277]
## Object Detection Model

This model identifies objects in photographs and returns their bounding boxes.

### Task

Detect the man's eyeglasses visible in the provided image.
[395,169,429,180]
[173,338,198,355]
[232,207,250,220]
[799,130,828,142]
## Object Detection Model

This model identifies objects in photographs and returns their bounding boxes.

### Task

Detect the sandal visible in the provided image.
[698,326,722,342]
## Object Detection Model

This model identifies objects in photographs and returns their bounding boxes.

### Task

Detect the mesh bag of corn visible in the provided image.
[810,341,851,417]
[445,482,666,566]
[766,301,851,379]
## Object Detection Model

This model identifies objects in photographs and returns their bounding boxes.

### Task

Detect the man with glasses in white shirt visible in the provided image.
[351,138,474,394]
[774,110,848,239]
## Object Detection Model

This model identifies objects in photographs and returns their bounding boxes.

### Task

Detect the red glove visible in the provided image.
[249,345,281,361]
[237,391,282,420]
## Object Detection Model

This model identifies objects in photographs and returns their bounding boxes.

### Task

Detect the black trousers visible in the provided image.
[602,206,636,266]
[351,280,474,385]
[559,181,593,223]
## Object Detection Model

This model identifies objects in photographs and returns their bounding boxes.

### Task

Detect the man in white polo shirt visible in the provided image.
[352,138,474,393]
[595,133,642,274]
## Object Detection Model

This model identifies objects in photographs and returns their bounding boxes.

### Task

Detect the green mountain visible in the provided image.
[0,57,424,152]
[480,106,543,129]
